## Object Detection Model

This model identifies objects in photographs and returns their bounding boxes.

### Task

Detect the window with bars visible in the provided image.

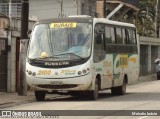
[81,3,85,15]
[0,0,21,17]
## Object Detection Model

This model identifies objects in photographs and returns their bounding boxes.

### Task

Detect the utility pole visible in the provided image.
[155,0,160,38]
[8,0,12,45]
[76,0,78,15]
[18,0,29,96]
[58,0,65,17]
[103,0,106,18]
[60,0,63,16]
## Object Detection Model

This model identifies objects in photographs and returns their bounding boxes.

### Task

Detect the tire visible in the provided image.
[111,79,126,95]
[89,79,99,100]
[157,72,160,80]
[35,91,46,101]
[69,91,81,97]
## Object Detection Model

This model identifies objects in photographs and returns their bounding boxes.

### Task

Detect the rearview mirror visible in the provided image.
[95,34,103,44]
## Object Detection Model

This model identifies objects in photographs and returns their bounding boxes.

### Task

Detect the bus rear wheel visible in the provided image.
[89,79,99,100]
[35,91,46,101]
[111,79,126,95]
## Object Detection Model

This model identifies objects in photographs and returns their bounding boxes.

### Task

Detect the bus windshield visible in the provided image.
[28,22,92,61]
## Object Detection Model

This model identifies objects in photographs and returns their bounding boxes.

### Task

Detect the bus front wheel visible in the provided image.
[111,79,126,95]
[89,79,99,100]
[35,91,46,101]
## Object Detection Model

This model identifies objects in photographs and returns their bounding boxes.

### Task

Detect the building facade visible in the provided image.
[96,0,139,22]
[1,0,97,20]
[0,13,8,92]
[0,0,21,18]
[29,0,96,20]
[0,13,8,38]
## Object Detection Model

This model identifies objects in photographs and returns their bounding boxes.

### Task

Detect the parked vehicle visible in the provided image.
[155,58,160,80]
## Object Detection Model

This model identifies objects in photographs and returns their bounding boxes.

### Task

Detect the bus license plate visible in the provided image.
[50,81,63,85]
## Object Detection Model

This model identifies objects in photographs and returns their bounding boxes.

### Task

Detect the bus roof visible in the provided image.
[37,17,93,24]
[37,16,135,28]
[93,18,136,28]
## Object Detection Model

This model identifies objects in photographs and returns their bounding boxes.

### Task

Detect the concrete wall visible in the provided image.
[139,36,160,76]
[0,17,8,38]
[29,0,96,20]
[7,19,35,92]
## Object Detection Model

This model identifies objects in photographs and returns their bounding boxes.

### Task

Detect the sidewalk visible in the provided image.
[138,74,156,82]
[0,91,35,109]
[0,74,157,109]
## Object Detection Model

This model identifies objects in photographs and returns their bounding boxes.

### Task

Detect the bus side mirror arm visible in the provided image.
[27,30,32,39]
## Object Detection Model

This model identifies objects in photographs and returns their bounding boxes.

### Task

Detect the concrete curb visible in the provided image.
[138,74,156,82]
[0,91,35,109]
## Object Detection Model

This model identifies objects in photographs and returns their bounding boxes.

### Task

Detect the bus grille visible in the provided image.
[37,84,78,89]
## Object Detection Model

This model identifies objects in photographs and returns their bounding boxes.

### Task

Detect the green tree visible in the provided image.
[136,0,156,36]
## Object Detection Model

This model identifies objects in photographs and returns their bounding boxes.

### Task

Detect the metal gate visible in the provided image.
[0,38,7,92]
[140,45,148,76]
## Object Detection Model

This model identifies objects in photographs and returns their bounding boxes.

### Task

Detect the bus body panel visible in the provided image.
[26,73,93,91]
[91,18,139,90]
[93,54,113,89]
[26,59,94,91]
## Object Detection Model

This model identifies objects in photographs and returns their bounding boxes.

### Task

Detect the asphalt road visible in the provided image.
[4,80,160,119]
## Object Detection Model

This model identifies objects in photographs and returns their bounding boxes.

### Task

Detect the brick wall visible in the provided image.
[96,1,105,18]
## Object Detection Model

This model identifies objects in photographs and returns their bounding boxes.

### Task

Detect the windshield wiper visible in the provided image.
[30,56,60,60]
[54,53,84,59]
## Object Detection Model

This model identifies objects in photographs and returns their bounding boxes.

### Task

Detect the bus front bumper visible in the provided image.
[26,73,93,92]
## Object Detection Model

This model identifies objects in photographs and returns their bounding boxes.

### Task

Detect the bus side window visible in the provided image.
[125,29,132,44]
[105,26,112,43]
[94,24,106,63]
[115,27,123,44]
[110,27,115,43]
[122,28,126,44]
[126,29,137,44]
[125,29,129,44]
[127,29,133,44]
[105,25,117,53]
[132,30,137,44]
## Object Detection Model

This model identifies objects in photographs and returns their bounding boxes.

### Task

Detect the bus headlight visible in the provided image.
[78,71,82,75]
[27,70,36,76]
[78,69,89,75]
[82,69,87,74]
[32,72,36,76]
[28,71,32,75]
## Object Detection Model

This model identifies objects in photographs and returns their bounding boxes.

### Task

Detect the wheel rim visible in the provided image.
[122,81,126,94]
[94,81,99,99]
